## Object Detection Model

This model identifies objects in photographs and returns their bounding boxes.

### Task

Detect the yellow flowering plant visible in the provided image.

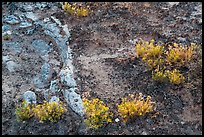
[32,101,67,123]
[165,43,195,66]
[15,100,34,122]
[136,39,164,70]
[152,68,168,83]
[82,98,113,129]
[165,69,185,85]
[62,2,89,17]
[117,93,156,123]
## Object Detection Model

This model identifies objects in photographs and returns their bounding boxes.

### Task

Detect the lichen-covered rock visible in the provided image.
[50,80,60,93]
[25,12,39,21]
[49,96,60,104]
[6,60,19,73]
[32,39,51,56]
[19,21,32,28]
[60,72,77,88]
[33,63,53,88]
[3,15,20,25]
[23,91,37,105]
[63,88,84,116]
[4,42,22,55]
[40,63,53,82]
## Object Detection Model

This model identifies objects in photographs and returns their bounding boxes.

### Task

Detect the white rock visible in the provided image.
[6,60,19,72]
[115,118,120,122]
[25,12,39,21]
[63,88,84,116]
[23,91,37,105]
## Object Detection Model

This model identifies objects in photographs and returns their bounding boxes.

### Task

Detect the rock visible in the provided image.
[60,72,77,88]
[2,55,11,64]
[50,80,60,93]
[22,5,34,12]
[19,21,33,28]
[49,96,60,104]
[40,62,53,83]
[26,28,35,35]
[25,12,39,21]
[3,15,20,25]
[63,88,84,116]
[115,118,120,122]
[33,76,48,89]
[23,91,37,105]
[141,130,148,135]
[2,25,11,33]
[42,89,49,100]
[31,39,51,56]
[4,42,22,55]
[6,60,19,73]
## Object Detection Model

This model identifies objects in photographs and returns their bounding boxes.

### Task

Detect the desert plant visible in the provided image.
[62,2,89,17]
[117,93,156,123]
[82,98,113,129]
[165,69,185,85]
[152,68,168,83]
[136,39,164,69]
[165,43,195,66]
[15,100,34,122]
[32,101,67,123]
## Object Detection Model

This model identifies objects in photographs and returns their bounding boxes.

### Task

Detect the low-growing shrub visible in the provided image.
[32,101,67,123]
[117,93,156,123]
[152,68,168,83]
[165,43,195,66]
[166,69,185,85]
[82,98,113,129]
[62,2,89,17]
[136,39,164,69]
[15,101,34,122]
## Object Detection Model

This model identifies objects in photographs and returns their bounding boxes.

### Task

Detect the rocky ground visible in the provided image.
[2,2,202,135]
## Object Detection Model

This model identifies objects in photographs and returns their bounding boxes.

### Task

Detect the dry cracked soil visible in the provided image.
[2,2,202,135]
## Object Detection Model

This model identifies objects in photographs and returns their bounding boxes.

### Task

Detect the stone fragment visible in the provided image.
[60,72,77,88]
[41,63,53,83]
[33,63,53,88]
[50,80,60,93]
[23,91,37,105]
[3,15,20,24]
[25,12,39,21]
[32,39,50,56]
[63,88,84,116]
[19,21,32,28]
[49,96,60,104]
[6,60,19,72]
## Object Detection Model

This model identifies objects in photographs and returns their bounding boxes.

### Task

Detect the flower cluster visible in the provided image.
[15,100,34,122]
[117,93,156,123]
[135,39,197,85]
[165,69,185,85]
[152,68,168,83]
[32,101,67,123]
[166,43,195,66]
[152,68,185,85]
[82,98,113,129]
[136,39,164,69]
[62,2,89,17]
[15,100,67,123]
